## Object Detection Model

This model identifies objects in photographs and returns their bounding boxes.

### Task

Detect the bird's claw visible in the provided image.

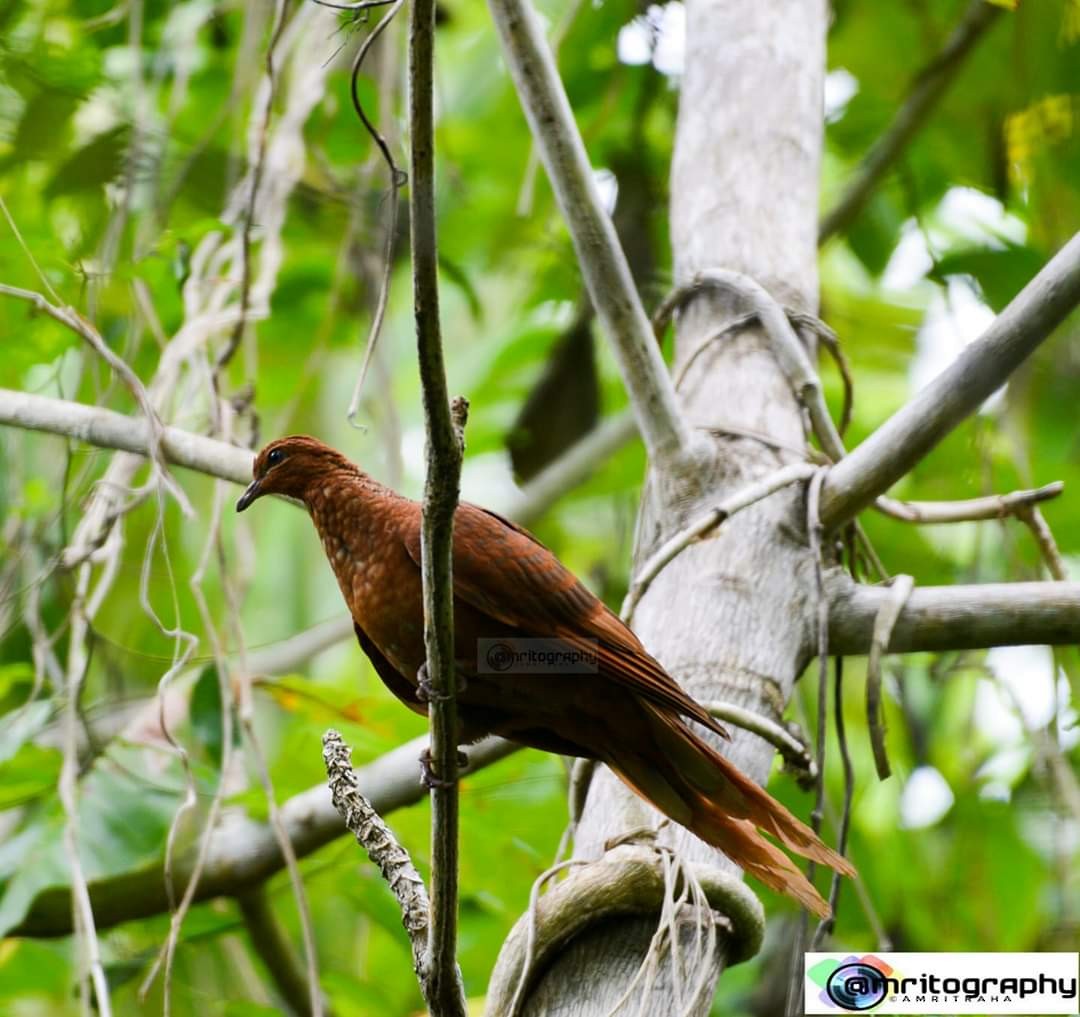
[416,662,466,703]
[418,747,469,789]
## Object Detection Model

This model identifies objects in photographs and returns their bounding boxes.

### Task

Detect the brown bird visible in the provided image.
[237,435,854,916]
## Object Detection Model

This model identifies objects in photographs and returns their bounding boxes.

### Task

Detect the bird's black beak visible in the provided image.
[236,478,262,512]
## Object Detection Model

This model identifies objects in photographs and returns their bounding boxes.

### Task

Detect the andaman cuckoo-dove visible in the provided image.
[237,435,854,916]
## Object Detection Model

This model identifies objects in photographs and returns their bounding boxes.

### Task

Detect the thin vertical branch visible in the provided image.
[60,565,113,1017]
[216,0,291,377]
[409,0,468,1011]
[785,467,830,1017]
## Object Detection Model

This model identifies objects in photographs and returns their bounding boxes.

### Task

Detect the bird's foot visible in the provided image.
[416,662,467,703]
[418,747,469,789]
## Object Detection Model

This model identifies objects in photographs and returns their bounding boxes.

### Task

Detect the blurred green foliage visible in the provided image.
[0,0,1078,1015]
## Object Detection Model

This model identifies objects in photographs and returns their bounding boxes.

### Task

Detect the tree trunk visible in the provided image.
[522,0,826,1012]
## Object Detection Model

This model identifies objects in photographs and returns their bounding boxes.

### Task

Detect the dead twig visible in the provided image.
[343,0,408,426]
[1016,504,1070,581]
[877,481,1063,524]
[323,731,431,974]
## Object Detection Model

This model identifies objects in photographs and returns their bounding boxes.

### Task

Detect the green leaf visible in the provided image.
[0,663,34,703]
[190,666,224,767]
[44,126,130,198]
[929,241,1046,310]
[0,701,54,765]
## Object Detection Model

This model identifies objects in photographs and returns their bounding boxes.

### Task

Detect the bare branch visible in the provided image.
[0,388,634,530]
[819,0,1004,243]
[409,0,468,1007]
[828,578,1080,654]
[501,411,637,525]
[1016,505,1070,581]
[821,230,1080,527]
[0,389,253,484]
[703,702,815,783]
[486,0,696,481]
[876,481,1064,523]
[245,615,356,675]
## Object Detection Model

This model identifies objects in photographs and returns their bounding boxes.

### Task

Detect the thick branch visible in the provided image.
[828,579,1080,654]
[821,230,1080,527]
[0,389,253,484]
[0,388,627,530]
[819,0,1003,243]
[484,846,764,1017]
[11,735,519,937]
[485,0,695,480]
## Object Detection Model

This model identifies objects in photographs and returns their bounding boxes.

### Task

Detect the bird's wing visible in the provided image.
[353,621,426,717]
[403,502,727,740]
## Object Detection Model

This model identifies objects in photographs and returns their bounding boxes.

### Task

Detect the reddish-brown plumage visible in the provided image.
[238,435,855,916]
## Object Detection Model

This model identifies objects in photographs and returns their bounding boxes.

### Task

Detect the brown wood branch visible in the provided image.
[408,0,468,1009]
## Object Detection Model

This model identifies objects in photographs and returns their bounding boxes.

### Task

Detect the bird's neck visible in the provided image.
[304,469,405,561]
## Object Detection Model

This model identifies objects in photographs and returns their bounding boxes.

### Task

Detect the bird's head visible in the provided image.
[236,435,356,512]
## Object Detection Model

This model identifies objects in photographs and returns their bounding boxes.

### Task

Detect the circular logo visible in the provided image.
[485,642,516,672]
[825,962,889,1011]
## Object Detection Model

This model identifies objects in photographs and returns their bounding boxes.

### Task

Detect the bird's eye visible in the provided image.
[267,448,285,467]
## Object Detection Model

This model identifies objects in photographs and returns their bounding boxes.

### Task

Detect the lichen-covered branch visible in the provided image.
[323,732,429,979]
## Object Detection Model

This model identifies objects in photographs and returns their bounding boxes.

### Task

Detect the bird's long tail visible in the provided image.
[606,705,855,918]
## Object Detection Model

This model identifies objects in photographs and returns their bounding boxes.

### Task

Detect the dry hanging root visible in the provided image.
[865,575,914,780]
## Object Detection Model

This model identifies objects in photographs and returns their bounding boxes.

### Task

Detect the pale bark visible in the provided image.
[526,0,828,1012]
[828,579,1080,654]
